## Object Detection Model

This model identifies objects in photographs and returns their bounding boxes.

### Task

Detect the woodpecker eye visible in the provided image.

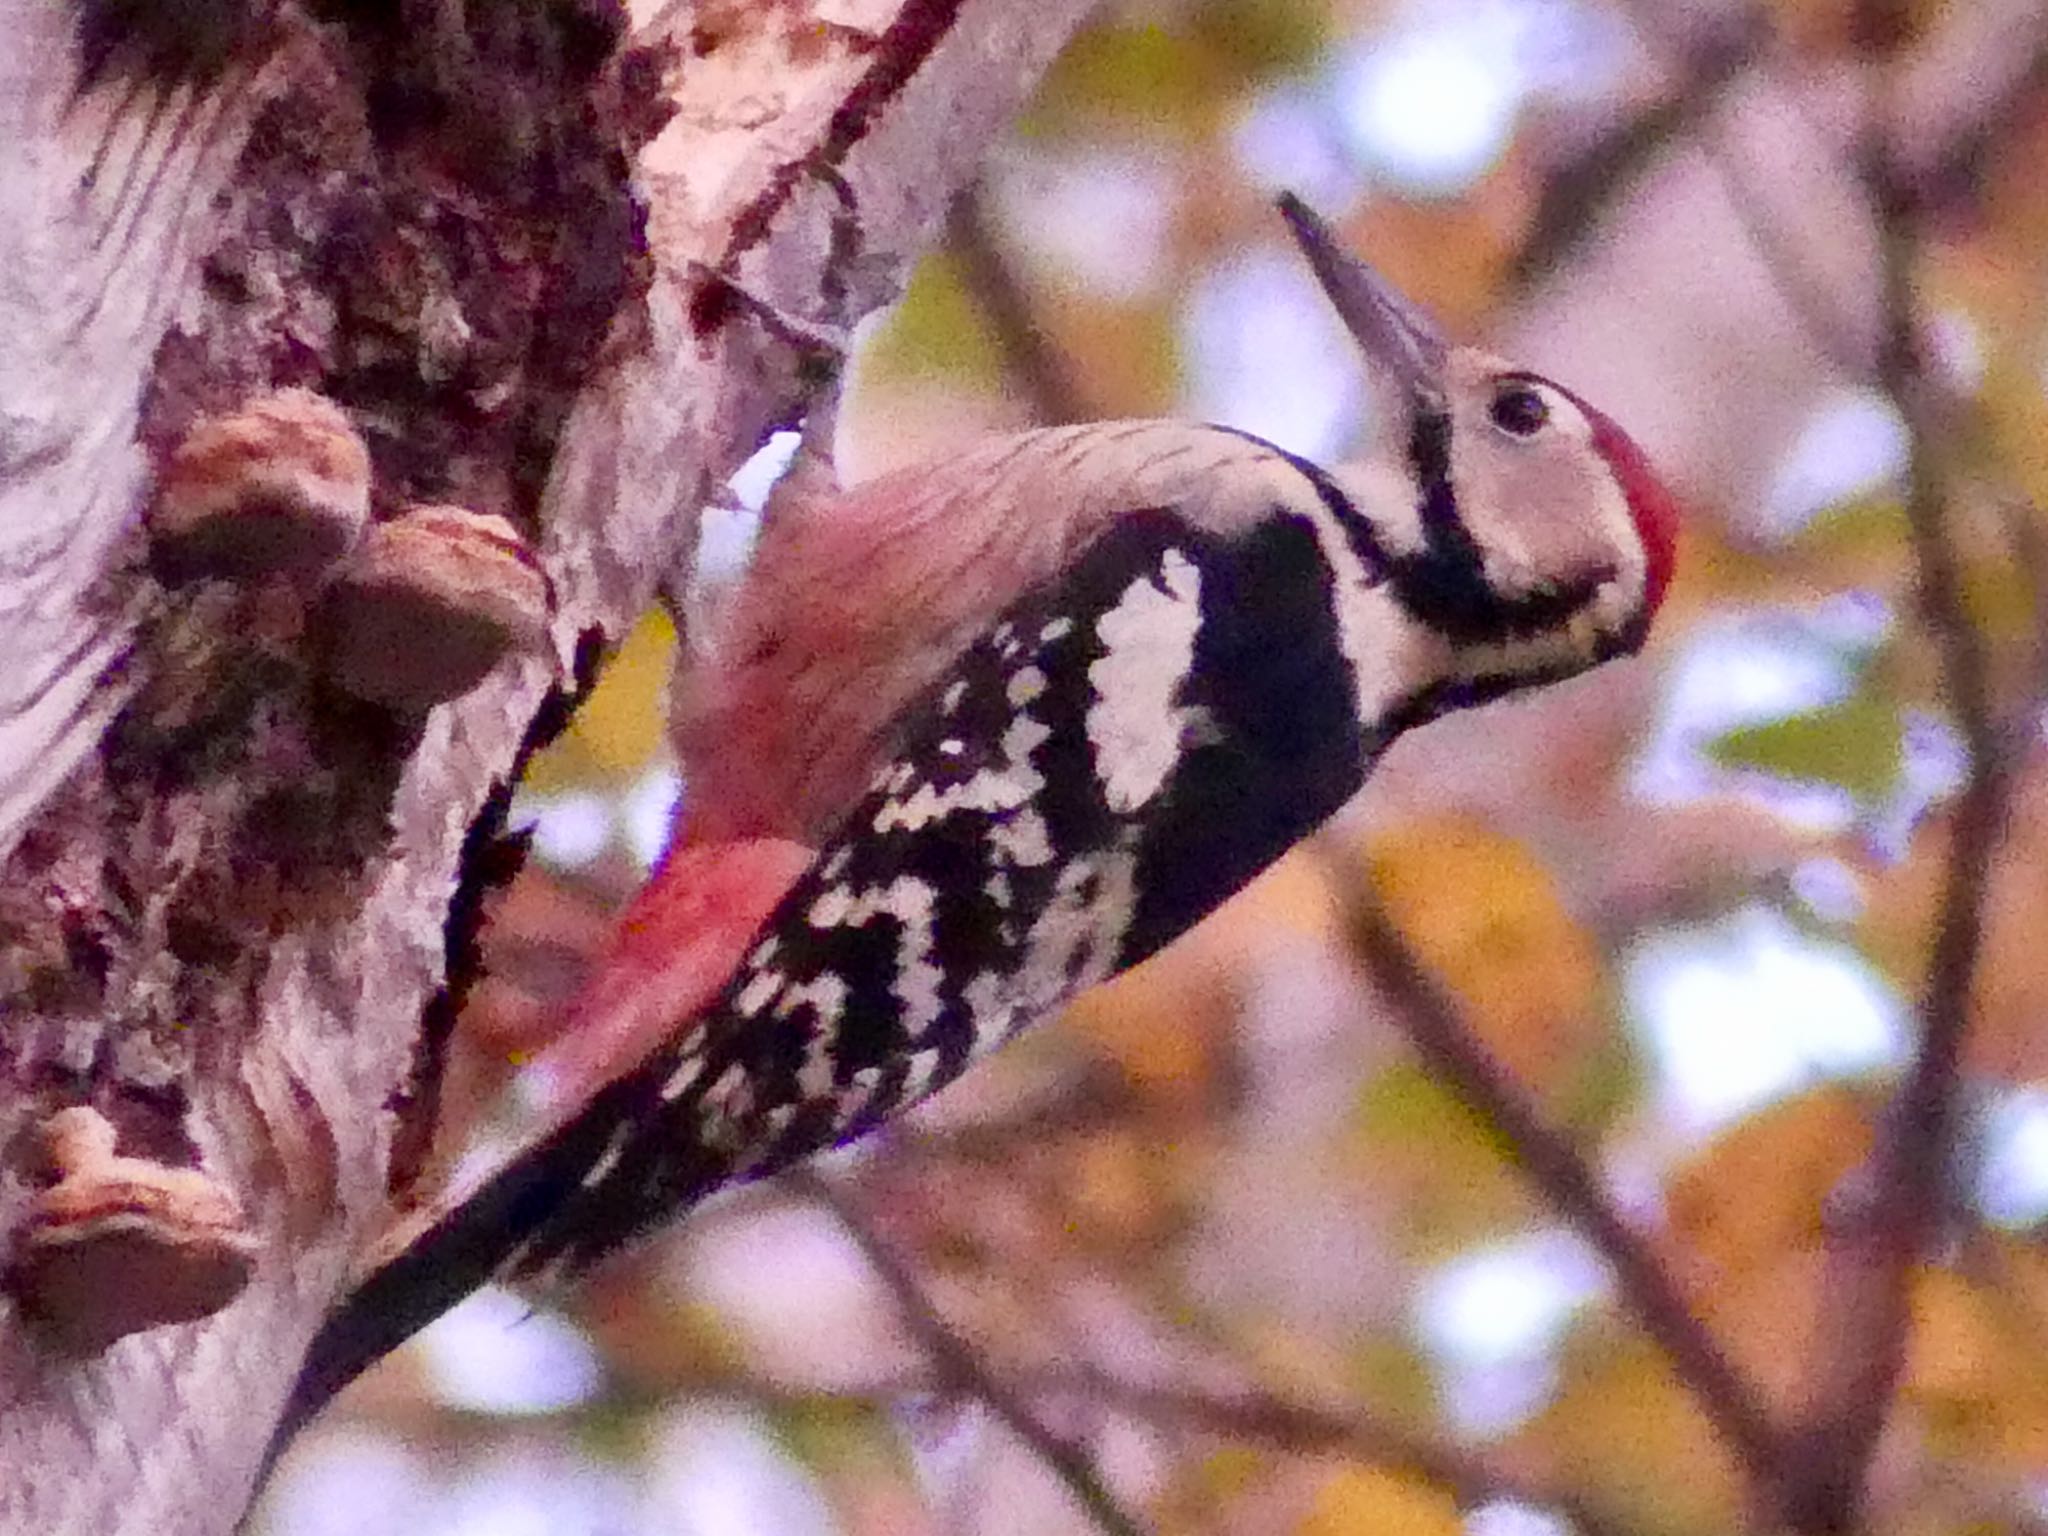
[1489,383,1550,438]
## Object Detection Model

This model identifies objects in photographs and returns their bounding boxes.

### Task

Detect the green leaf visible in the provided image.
[1022,24,1214,137]
[860,253,1005,388]
[1343,1332,1439,1430]
[1791,492,1906,553]
[523,607,676,795]
[1348,1061,1531,1255]
[1188,0,1334,82]
[1708,693,1904,804]
[1022,4,1334,141]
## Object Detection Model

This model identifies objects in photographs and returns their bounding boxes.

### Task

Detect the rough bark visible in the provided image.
[0,2,1093,1531]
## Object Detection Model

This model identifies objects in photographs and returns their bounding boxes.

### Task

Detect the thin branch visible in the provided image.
[1510,6,1765,285]
[1607,0,1871,377]
[782,1158,1639,1532]
[1596,3,2048,384]
[1779,32,2013,1527]
[945,184,1094,426]
[1037,1369,1647,1536]
[1991,500,2048,735]
[341,1360,1645,1536]
[1321,851,1787,1492]
[1694,130,1872,379]
[1903,33,2048,214]
[789,1169,1155,1536]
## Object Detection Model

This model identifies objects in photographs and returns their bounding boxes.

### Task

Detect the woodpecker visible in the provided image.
[283,196,1679,1431]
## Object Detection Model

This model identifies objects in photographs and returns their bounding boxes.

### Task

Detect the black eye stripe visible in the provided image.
[1489,383,1549,437]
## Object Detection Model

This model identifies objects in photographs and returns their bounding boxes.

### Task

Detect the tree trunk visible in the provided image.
[0,2,1091,1531]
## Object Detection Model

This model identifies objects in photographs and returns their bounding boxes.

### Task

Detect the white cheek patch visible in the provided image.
[1586,465,1647,612]
[1086,548,1204,813]
[1473,519,1540,597]
[1465,389,1648,617]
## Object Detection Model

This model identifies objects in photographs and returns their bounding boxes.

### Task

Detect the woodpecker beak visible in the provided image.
[1277,193,1448,403]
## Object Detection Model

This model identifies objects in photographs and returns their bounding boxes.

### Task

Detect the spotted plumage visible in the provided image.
[281,196,1682,1434]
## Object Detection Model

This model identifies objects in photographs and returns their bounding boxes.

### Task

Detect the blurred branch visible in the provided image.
[1694,133,1872,378]
[387,1359,1643,1536]
[1515,8,2022,1524]
[1904,34,2048,214]
[1034,1368,1647,1536]
[947,184,1094,425]
[790,1169,1155,1536]
[1321,850,1788,1492]
[1996,500,2048,710]
[888,1060,1143,1165]
[1511,7,1764,285]
[1603,0,1872,375]
[717,1366,1645,1535]
[1782,28,2013,1529]
[1531,3,2048,377]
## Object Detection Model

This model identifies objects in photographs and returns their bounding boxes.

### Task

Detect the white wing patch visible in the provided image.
[579,1123,636,1190]
[805,875,946,1035]
[870,703,1052,836]
[778,972,849,1028]
[1013,848,1137,1028]
[959,845,1136,1056]
[735,968,782,1018]
[988,804,1053,868]
[1086,547,1204,813]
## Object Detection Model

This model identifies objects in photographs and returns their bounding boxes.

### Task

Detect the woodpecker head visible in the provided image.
[1278,195,1679,681]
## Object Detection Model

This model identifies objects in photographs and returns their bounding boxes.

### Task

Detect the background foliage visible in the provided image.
[260,1,2048,1532]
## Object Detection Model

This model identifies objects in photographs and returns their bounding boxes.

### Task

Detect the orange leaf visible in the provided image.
[1366,814,1606,1101]
[1513,1329,1746,1535]
[1860,771,2048,1085]
[1902,1251,2048,1473]
[1296,1467,1462,1536]
[1662,1086,1875,1288]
